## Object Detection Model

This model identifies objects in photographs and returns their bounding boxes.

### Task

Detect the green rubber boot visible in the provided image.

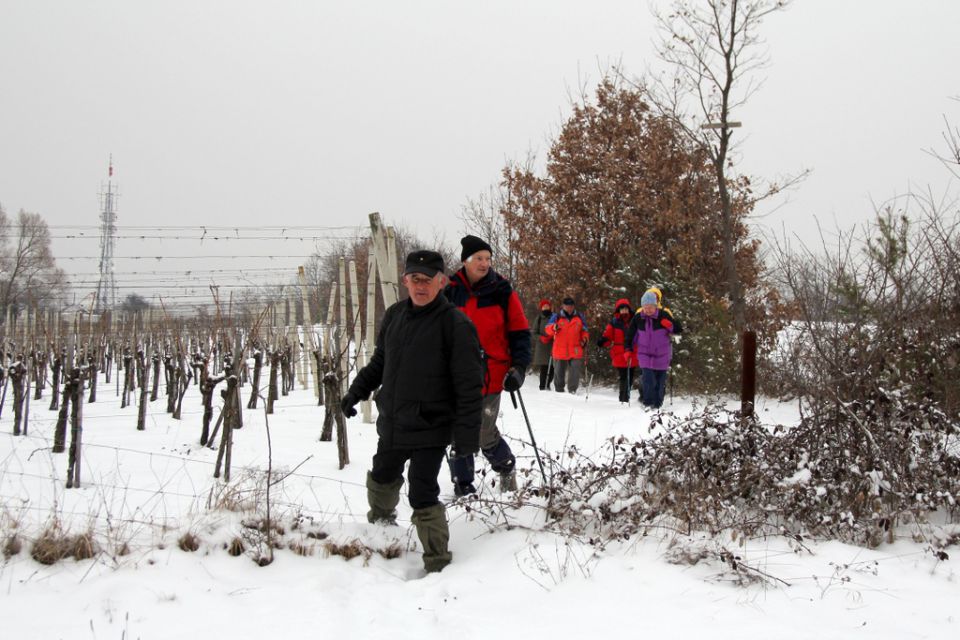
[366,472,403,525]
[410,503,452,573]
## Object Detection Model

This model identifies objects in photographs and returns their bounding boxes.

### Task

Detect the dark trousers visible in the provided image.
[371,443,445,510]
[640,368,668,408]
[617,366,638,403]
[538,363,554,390]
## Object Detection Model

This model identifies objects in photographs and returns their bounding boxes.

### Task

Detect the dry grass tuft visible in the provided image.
[71,532,98,560]
[323,539,371,562]
[32,532,73,565]
[178,532,201,552]
[378,542,403,560]
[227,537,245,557]
[242,517,285,536]
[3,534,23,559]
[289,540,314,557]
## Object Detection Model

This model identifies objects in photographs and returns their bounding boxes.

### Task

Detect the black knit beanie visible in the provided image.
[460,235,493,262]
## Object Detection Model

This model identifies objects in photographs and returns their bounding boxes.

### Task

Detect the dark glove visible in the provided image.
[597,337,611,348]
[503,366,525,392]
[340,391,360,418]
[659,317,674,331]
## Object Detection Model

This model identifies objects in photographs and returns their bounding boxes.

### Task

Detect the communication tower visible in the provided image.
[94,157,119,312]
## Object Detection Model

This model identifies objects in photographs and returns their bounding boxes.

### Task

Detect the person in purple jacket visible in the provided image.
[624,287,682,409]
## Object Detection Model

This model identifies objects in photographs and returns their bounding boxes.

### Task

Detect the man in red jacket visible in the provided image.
[546,297,589,393]
[443,235,532,495]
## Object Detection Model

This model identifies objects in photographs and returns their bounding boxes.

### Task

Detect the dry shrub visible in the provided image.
[4,534,23,559]
[208,470,263,512]
[178,532,200,552]
[227,537,245,557]
[306,530,328,540]
[115,542,131,557]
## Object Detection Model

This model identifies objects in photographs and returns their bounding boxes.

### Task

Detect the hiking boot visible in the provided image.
[411,504,452,573]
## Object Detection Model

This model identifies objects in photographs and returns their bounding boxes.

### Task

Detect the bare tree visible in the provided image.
[0,209,67,317]
[926,96,960,179]
[119,293,151,314]
[647,0,800,331]
[459,172,528,283]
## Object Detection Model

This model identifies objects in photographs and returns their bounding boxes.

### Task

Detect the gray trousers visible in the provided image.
[554,359,582,392]
[479,393,503,451]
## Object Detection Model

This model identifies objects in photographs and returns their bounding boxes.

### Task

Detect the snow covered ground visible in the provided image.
[1,373,957,639]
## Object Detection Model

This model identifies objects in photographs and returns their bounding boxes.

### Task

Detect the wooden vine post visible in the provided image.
[296,266,321,402]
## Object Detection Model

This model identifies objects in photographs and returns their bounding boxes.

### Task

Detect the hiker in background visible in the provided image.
[546,297,589,394]
[598,298,639,403]
[443,235,531,495]
[531,298,554,390]
[625,287,681,409]
[340,250,482,573]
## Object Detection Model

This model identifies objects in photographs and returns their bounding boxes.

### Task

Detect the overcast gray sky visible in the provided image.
[1,0,958,304]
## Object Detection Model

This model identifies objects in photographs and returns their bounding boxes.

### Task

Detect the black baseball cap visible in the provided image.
[403,250,445,277]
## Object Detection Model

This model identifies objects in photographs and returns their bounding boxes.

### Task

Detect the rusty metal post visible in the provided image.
[741,330,757,418]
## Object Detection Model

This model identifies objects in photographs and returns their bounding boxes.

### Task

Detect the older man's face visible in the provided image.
[463,250,492,284]
[403,272,446,307]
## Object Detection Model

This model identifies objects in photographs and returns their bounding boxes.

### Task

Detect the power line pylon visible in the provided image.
[94,156,119,313]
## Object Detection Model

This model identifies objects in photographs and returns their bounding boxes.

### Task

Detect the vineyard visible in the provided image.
[1,213,406,565]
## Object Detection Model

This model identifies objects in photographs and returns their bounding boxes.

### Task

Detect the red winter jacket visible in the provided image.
[546,310,589,361]
[599,302,639,369]
[443,269,531,395]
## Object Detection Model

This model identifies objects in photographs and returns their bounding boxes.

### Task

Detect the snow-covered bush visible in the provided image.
[526,402,959,549]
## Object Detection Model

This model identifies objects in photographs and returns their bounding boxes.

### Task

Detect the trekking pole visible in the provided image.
[626,366,632,407]
[669,368,674,406]
[509,389,547,483]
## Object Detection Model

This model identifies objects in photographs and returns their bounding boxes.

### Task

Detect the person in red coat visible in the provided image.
[545,297,589,393]
[598,298,640,403]
[443,235,531,495]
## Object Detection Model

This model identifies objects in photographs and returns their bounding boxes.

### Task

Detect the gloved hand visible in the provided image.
[340,391,360,418]
[503,367,525,392]
[659,317,674,331]
[624,349,634,360]
[597,337,611,348]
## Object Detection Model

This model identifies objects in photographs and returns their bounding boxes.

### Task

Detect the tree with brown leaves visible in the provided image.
[501,77,760,327]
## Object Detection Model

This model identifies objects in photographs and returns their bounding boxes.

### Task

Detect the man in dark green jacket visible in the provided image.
[341,249,482,573]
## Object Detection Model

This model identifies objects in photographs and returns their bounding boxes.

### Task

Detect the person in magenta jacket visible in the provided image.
[624,288,681,408]
[597,298,640,403]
